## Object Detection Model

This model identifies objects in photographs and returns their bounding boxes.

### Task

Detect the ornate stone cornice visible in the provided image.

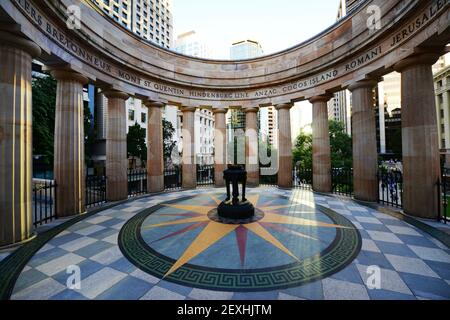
[309,95,333,104]
[394,52,443,72]
[143,100,165,109]
[243,107,259,114]
[212,108,228,114]
[348,79,378,91]
[275,103,294,110]
[0,30,41,58]
[180,106,197,113]
[102,89,129,100]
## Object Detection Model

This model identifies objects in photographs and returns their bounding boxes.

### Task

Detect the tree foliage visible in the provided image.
[329,120,353,168]
[127,123,147,163]
[163,119,177,163]
[292,129,313,169]
[293,120,352,170]
[32,74,57,165]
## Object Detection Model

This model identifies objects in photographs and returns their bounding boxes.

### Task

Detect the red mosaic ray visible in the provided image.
[235,226,248,267]
[151,221,208,244]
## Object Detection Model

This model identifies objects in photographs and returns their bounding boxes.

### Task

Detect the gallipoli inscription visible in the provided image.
[10,0,449,103]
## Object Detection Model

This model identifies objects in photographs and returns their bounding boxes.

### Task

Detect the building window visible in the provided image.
[141,112,146,123]
[128,110,135,121]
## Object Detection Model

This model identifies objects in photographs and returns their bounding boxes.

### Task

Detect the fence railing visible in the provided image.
[165,166,182,190]
[86,174,107,208]
[128,169,147,197]
[378,169,403,208]
[438,168,450,224]
[197,165,215,186]
[259,164,278,186]
[33,179,57,227]
[293,167,312,190]
[332,167,354,197]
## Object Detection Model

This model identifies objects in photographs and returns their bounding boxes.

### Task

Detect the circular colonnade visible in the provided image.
[0,0,449,247]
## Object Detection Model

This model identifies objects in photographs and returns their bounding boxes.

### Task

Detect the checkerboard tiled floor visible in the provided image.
[9,188,450,300]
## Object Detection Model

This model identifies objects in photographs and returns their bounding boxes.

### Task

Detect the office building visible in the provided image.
[91,0,173,49]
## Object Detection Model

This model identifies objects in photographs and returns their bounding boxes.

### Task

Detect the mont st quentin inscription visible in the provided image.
[11,0,448,102]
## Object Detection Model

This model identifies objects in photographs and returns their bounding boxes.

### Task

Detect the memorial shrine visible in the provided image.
[0,0,449,300]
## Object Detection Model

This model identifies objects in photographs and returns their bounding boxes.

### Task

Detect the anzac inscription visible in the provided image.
[11,0,449,103]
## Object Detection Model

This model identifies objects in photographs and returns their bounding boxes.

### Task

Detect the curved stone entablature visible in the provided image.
[0,0,449,107]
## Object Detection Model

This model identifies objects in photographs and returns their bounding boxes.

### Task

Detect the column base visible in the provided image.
[0,233,37,251]
[148,175,164,194]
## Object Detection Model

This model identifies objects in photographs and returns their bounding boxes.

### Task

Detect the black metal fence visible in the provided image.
[128,169,147,197]
[293,167,312,190]
[86,174,107,208]
[165,166,182,190]
[332,168,354,197]
[33,179,57,227]
[438,168,450,224]
[196,165,215,186]
[378,169,403,208]
[259,164,278,186]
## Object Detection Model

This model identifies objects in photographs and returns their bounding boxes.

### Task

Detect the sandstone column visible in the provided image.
[348,80,378,202]
[104,90,129,201]
[145,101,165,193]
[213,108,227,187]
[310,95,332,193]
[0,30,40,247]
[395,53,441,219]
[276,103,293,188]
[245,107,259,186]
[181,106,197,189]
[50,67,89,217]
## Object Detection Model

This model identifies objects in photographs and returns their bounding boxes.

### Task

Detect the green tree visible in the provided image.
[32,74,57,165]
[329,120,352,168]
[292,120,352,170]
[127,123,147,165]
[292,129,313,169]
[163,119,177,163]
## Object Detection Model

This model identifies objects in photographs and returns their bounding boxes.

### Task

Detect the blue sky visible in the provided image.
[172,0,341,59]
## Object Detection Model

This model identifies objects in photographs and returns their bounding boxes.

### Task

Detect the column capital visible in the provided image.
[243,107,259,114]
[0,30,41,58]
[394,52,442,72]
[348,79,378,91]
[47,67,89,85]
[102,89,129,100]
[309,94,333,104]
[274,103,293,110]
[143,100,165,109]
[212,108,228,114]
[180,106,197,113]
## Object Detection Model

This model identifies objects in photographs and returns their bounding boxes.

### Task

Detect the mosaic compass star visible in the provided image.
[119,192,362,292]
[141,194,350,277]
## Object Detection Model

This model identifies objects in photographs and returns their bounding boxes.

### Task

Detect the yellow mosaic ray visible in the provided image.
[262,213,350,229]
[142,216,208,230]
[247,194,260,206]
[244,223,299,261]
[165,222,239,277]
[208,194,223,205]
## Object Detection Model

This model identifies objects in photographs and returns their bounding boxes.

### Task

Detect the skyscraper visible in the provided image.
[174,31,212,58]
[230,40,264,60]
[91,0,173,49]
[336,0,365,19]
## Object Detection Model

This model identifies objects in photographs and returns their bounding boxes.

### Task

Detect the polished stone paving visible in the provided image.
[7,188,450,300]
